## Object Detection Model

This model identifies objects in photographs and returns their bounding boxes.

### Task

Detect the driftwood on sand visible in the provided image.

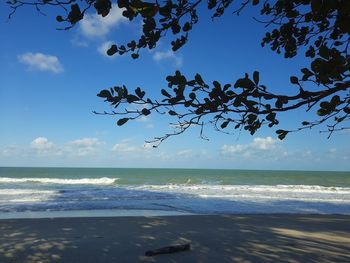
[145,243,191,256]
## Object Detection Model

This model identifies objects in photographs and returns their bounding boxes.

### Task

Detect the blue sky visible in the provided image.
[0,3,349,170]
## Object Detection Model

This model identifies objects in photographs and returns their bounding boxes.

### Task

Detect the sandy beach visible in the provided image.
[1,214,350,263]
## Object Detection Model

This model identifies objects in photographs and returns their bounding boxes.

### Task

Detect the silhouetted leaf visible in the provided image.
[135,87,145,99]
[320,101,331,110]
[195,73,204,85]
[126,95,139,103]
[94,0,112,17]
[213,81,221,89]
[183,22,191,32]
[97,90,111,98]
[56,15,64,22]
[161,89,171,98]
[208,0,217,9]
[253,71,259,85]
[311,0,321,14]
[330,95,340,106]
[220,120,229,129]
[276,129,288,140]
[68,4,83,24]
[290,76,299,84]
[317,109,329,116]
[234,78,255,90]
[141,108,151,116]
[117,118,129,126]
[275,99,283,108]
[223,84,231,91]
[107,44,118,56]
[131,53,139,59]
[278,132,287,140]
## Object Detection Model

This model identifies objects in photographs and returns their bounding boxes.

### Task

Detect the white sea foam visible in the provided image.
[123,184,350,205]
[0,177,118,185]
[197,194,348,203]
[0,189,58,203]
[0,189,56,195]
[0,183,349,214]
[127,184,350,195]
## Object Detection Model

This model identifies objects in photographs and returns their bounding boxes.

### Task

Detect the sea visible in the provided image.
[0,167,350,218]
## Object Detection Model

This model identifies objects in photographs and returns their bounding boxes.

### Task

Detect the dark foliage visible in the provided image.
[8,0,350,145]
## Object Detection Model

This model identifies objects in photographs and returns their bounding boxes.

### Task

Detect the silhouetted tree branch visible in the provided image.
[8,0,350,145]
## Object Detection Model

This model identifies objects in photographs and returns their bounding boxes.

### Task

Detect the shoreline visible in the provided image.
[0,209,194,220]
[1,214,349,262]
[2,209,350,220]
[2,166,350,173]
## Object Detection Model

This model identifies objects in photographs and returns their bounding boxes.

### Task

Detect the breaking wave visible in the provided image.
[0,177,118,185]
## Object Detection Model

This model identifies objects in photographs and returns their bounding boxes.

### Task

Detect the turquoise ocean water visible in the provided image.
[0,167,350,217]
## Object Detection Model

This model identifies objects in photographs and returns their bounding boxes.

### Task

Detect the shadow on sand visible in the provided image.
[0,214,350,263]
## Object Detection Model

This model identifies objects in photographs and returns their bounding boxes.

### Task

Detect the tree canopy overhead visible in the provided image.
[8,0,350,146]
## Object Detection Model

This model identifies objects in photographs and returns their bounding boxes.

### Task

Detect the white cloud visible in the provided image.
[221,144,247,154]
[302,150,312,157]
[153,50,183,67]
[282,151,290,157]
[28,137,102,157]
[31,137,55,151]
[68,138,100,147]
[18,53,64,73]
[251,136,278,150]
[177,149,194,157]
[112,139,147,153]
[136,115,150,123]
[80,5,125,38]
[340,129,350,134]
[30,137,59,156]
[328,148,337,154]
[2,145,21,157]
[65,138,101,156]
[133,115,155,129]
[144,143,154,150]
[71,36,89,47]
[221,136,279,158]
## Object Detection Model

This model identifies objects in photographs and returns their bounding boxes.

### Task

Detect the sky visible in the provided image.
[0,2,349,171]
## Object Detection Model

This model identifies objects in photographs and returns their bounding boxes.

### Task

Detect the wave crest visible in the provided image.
[0,177,118,185]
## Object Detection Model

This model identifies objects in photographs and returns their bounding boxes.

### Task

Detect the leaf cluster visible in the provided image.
[8,0,350,144]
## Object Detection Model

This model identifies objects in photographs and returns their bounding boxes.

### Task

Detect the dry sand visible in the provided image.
[1,214,350,263]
